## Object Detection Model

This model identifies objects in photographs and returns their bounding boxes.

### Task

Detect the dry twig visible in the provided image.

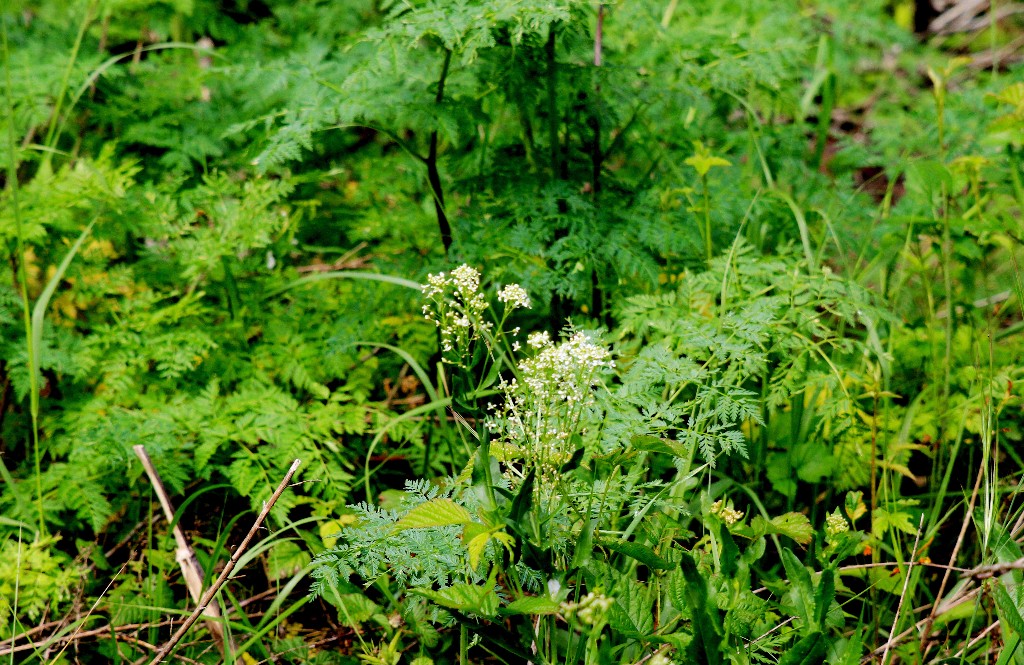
[134,445,234,658]
[147,458,302,664]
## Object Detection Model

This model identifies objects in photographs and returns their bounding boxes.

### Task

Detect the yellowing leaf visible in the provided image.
[992,83,1024,108]
[394,498,473,531]
[466,531,491,570]
[845,491,867,523]
[321,515,358,548]
[463,523,514,570]
[684,141,732,176]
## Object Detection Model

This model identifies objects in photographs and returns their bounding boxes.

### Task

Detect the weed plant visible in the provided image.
[1,0,1024,663]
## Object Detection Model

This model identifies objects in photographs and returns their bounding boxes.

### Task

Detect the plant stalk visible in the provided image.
[2,19,46,535]
[427,49,453,255]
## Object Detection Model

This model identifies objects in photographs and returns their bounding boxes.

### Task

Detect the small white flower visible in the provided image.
[547,579,561,598]
[450,264,481,294]
[527,331,551,349]
[512,341,521,352]
[497,283,531,309]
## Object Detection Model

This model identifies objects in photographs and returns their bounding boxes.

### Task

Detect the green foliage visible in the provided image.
[3,0,1024,662]
[0,535,82,639]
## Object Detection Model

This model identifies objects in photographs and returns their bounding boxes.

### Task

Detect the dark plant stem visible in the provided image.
[427,49,454,255]
[590,4,605,318]
[546,28,560,184]
[591,4,603,196]
[0,369,9,440]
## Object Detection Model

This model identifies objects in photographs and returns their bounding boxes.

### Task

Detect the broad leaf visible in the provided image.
[394,498,473,531]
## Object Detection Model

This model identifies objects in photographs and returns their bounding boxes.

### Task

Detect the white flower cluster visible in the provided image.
[560,591,614,626]
[527,331,550,349]
[488,330,612,473]
[824,508,850,549]
[421,264,492,360]
[710,499,744,526]
[497,283,531,310]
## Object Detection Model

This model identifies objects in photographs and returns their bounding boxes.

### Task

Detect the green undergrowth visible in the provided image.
[2,0,1024,663]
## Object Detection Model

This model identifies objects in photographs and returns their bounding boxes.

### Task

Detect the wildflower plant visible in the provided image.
[421,265,493,363]
[488,330,613,479]
[314,264,862,665]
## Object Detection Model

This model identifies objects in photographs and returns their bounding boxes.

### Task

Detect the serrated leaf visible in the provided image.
[770,512,814,545]
[320,514,358,549]
[607,581,654,637]
[466,531,491,570]
[871,507,917,538]
[463,521,490,569]
[750,512,813,545]
[393,498,473,531]
[685,152,732,177]
[845,491,866,523]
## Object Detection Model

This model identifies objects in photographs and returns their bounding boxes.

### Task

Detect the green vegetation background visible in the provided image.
[2,0,1024,663]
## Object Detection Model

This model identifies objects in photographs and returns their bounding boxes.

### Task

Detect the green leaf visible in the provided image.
[871,506,917,539]
[560,445,586,473]
[393,498,473,531]
[600,538,673,571]
[778,631,826,665]
[844,491,867,523]
[463,523,491,570]
[327,593,381,625]
[679,552,723,665]
[412,582,499,617]
[631,435,687,457]
[607,580,654,637]
[572,518,596,568]
[992,82,1024,109]
[502,596,562,615]
[507,469,535,526]
[905,159,952,204]
[781,548,816,633]
[685,142,732,177]
[814,567,835,628]
[771,513,814,545]
[994,581,1024,637]
[750,512,813,545]
[266,540,311,582]
[716,522,740,578]
[31,220,95,396]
